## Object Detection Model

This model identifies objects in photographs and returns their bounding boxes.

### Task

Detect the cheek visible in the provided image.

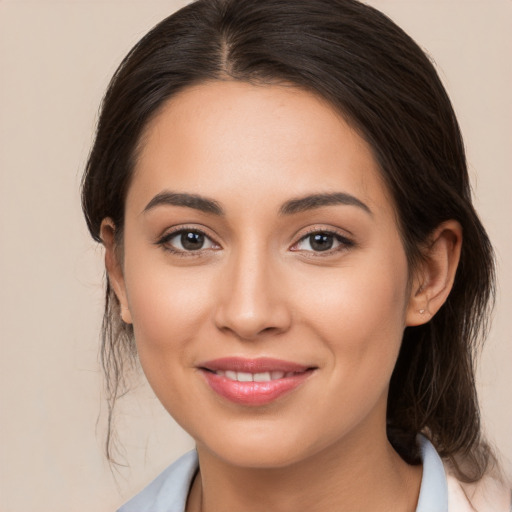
[295,249,410,379]
[122,250,215,361]
[122,260,217,416]
[286,255,410,444]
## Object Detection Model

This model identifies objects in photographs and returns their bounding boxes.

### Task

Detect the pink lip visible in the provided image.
[198,357,315,406]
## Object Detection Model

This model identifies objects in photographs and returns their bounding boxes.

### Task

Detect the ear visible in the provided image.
[406,220,462,326]
[100,218,132,324]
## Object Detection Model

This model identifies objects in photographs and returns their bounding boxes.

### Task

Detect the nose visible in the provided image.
[213,247,292,341]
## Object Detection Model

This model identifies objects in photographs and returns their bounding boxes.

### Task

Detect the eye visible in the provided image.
[292,230,354,253]
[158,228,219,253]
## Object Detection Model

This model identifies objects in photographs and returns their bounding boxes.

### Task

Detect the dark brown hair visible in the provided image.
[82,0,496,481]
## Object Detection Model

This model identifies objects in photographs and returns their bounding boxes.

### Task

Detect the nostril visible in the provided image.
[212,279,293,340]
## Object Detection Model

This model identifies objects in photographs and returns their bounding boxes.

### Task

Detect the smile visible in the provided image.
[198,357,316,406]
[213,370,299,382]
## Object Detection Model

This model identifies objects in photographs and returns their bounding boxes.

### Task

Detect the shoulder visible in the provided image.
[117,451,199,512]
[445,467,511,512]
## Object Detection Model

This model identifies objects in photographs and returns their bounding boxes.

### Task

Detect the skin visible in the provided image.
[102,81,462,512]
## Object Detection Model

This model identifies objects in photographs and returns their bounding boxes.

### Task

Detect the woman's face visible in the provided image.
[112,81,419,468]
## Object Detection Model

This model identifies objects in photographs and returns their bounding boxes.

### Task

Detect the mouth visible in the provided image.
[208,369,303,382]
[198,357,316,406]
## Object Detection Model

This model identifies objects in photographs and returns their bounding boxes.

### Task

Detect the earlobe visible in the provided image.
[406,220,462,327]
[100,218,133,324]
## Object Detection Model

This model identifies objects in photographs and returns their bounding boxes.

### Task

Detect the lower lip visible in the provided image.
[200,370,313,406]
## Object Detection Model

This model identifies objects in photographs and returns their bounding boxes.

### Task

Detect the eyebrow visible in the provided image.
[279,192,372,216]
[143,191,224,216]
[142,190,371,217]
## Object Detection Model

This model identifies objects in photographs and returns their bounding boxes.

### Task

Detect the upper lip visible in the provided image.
[198,357,313,373]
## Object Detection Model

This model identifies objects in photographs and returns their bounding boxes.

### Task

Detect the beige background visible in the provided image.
[0,1,510,510]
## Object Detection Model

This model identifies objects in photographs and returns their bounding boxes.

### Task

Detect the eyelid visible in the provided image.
[156,225,221,255]
[155,224,355,257]
[289,226,355,254]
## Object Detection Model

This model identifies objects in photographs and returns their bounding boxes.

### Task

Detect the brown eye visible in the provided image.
[308,233,334,251]
[159,229,217,253]
[180,231,205,250]
[293,231,354,253]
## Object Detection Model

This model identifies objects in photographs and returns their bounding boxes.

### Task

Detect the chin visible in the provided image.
[192,416,348,470]
[203,438,313,469]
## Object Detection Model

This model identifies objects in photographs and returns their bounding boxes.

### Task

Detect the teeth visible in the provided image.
[237,372,253,382]
[215,370,290,382]
[253,372,271,382]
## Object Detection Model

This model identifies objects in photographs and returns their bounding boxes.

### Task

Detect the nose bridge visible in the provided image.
[214,238,291,340]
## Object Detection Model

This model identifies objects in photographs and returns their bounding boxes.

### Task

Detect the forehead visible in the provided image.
[129,80,393,218]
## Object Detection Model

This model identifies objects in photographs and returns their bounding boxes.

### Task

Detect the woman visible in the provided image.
[81,0,511,510]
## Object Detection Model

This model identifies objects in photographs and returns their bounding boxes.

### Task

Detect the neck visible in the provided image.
[186,427,422,512]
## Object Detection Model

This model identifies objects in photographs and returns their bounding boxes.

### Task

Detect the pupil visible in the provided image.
[311,233,333,251]
[181,231,204,250]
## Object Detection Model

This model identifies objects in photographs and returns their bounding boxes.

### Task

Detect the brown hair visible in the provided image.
[82,0,496,482]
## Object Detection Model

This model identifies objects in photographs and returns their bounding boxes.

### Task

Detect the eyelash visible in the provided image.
[156,226,219,257]
[290,228,355,256]
[156,226,355,257]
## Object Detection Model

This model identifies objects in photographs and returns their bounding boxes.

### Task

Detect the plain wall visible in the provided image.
[0,1,510,510]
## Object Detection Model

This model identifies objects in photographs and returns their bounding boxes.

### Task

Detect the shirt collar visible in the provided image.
[416,434,449,511]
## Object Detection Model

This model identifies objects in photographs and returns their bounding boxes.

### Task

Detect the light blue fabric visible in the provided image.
[118,450,198,512]
[416,434,448,512]
[117,435,448,511]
